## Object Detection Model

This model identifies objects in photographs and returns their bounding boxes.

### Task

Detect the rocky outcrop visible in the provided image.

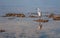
[34,19,49,22]
[3,13,25,17]
[0,29,5,32]
[47,13,60,20]
[53,16,60,20]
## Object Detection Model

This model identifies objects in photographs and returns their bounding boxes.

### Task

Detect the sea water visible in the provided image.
[0,17,60,38]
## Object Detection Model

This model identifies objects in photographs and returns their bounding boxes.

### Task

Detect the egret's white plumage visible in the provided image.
[37,8,41,17]
[37,8,42,30]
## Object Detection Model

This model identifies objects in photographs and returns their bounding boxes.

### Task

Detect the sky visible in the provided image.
[0,0,60,14]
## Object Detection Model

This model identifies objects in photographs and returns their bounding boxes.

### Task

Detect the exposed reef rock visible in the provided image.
[34,19,49,23]
[2,13,25,17]
[0,29,5,32]
[53,16,60,20]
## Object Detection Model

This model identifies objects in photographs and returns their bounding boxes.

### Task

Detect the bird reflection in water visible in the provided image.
[37,22,42,30]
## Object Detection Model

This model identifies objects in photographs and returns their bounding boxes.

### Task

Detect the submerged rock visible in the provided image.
[34,19,49,23]
[48,13,54,18]
[29,15,38,18]
[0,29,5,32]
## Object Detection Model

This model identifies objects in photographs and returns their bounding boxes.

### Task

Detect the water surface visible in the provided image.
[0,17,60,38]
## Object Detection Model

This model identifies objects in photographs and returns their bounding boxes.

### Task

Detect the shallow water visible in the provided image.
[0,17,60,38]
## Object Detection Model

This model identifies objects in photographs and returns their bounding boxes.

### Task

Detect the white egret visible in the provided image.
[37,8,42,17]
[37,8,42,30]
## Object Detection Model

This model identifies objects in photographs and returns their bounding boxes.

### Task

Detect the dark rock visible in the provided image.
[0,29,5,32]
[53,16,60,20]
[2,13,25,17]
[34,19,49,22]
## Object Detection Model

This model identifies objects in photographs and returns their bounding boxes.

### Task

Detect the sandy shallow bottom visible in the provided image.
[0,17,60,38]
